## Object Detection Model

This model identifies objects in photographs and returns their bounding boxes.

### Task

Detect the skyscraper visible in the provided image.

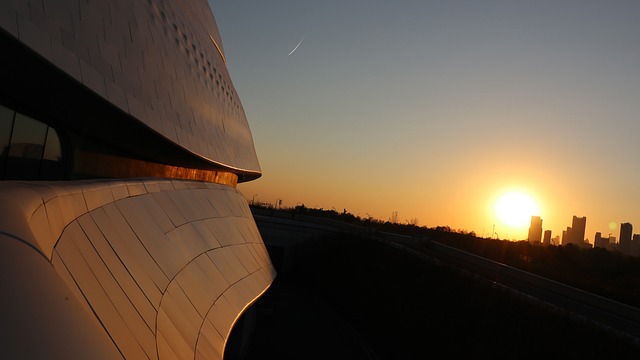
[562,227,571,246]
[528,216,543,244]
[619,222,633,255]
[543,229,552,246]
[570,216,587,245]
[632,234,640,257]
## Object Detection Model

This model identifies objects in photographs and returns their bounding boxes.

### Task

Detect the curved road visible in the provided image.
[421,240,640,344]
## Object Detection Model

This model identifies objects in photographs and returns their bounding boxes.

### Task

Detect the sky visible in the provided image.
[209,0,640,241]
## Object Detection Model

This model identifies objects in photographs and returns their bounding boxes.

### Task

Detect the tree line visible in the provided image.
[251,202,640,309]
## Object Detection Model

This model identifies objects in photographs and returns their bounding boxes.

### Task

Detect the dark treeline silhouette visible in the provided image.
[251,203,640,309]
[245,230,640,359]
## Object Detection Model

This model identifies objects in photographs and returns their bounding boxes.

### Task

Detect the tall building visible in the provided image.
[631,234,640,257]
[570,216,587,245]
[527,216,543,244]
[543,229,552,246]
[0,1,275,359]
[619,222,633,255]
[594,232,610,250]
[562,227,571,246]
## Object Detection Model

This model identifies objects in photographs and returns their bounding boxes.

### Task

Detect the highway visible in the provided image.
[252,209,640,348]
[420,239,640,344]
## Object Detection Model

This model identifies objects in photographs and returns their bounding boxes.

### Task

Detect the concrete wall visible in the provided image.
[0,179,275,359]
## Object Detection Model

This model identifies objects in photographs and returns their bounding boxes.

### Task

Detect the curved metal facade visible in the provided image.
[0,1,274,359]
[0,0,260,179]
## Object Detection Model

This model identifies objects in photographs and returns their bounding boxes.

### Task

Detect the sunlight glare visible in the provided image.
[494,191,539,229]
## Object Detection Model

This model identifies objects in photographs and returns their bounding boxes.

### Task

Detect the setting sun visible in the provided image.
[494,191,540,229]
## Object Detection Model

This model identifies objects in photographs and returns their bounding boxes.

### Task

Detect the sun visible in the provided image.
[494,190,539,228]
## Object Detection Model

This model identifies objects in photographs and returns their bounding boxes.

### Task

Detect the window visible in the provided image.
[41,127,64,179]
[0,105,14,178]
[0,104,66,180]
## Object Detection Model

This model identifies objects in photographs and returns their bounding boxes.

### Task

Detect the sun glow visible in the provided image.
[494,190,540,229]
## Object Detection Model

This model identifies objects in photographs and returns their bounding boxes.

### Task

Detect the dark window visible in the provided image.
[43,127,62,162]
[0,105,66,180]
[9,113,47,159]
[41,127,65,179]
[5,113,47,179]
[0,105,15,178]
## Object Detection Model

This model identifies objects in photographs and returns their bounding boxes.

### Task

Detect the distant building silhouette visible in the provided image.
[594,232,611,250]
[569,216,587,246]
[543,230,552,246]
[610,236,618,251]
[562,216,589,248]
[528,216,543,244]
[562,227,570,246]
[632,234,640,257]
[619,222,633,255]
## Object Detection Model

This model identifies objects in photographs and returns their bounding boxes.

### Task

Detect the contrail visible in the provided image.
[288,33,305,56]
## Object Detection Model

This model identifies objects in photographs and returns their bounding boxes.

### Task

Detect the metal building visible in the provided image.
[0,1,275,358]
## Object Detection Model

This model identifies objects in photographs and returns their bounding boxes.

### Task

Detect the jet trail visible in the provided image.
[288,33,305,56]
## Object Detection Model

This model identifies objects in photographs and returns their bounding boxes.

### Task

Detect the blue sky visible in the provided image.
[210,0,640,241]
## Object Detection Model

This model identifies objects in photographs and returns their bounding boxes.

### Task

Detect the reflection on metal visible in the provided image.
[0,179,276,359]
[210,35,228,65]
[0,0,274,359]
[75,152,239,187]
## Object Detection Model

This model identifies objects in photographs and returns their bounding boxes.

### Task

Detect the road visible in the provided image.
[419,239,640,344]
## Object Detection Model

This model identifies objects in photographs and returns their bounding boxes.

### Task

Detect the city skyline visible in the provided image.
[527,213,640,257]
[212,0,640,241]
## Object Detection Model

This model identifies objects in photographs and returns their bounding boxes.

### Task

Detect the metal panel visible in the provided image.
[83,184,115,212]
[195,318,224,360]
[89,207,164,306]
[64,221,157,359]
[109,182,130,201]
[157,307,194,359]
[117,196,185,279]
[30,203,54,256]
[152,191,188,228]
[207,247,248,285]
[77,214,159,323]
[232,244,261,274]
[0,236,123,359]
[167,189,210,222]
[208,293,236,341]
[158,284,203,358]
[138,193,176,234]
[204,217,245,247]
[173,254,228,318]
[194,254,231,301]
[191,220,223,249]
[55,224,149,359]
[51,250,96,317]
[0,179,275,360]
[166,223,211,269]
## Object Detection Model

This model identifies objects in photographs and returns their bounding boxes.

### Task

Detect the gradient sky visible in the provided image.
[210,0,640,241]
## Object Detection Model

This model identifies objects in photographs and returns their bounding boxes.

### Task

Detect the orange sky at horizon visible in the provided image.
[214,0,640,244]
[239,161,627,243]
